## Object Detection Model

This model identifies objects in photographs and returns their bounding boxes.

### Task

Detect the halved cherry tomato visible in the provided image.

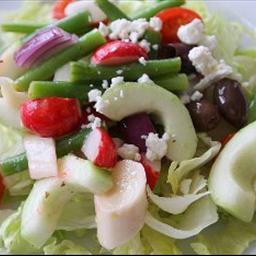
[156,7,202,44]
[52,0,74,20]
[81,104,110,124]
[21,97,82,138]
[220,132,236,147]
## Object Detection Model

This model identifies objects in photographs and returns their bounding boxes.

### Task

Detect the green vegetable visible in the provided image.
[0,206,41,254]
[28,81,101,103]
[0,128,91,176]
[144,30,161,59]
[154,74,189,92]
[21,178,74,248]
[191,215,256,255]
[71,58,181,82]
[2,11,91,36]
[132,0,185,20]
[1,23,46,34]
[14,29,106,91]
[95,0,130,21]
[43,239,91,255]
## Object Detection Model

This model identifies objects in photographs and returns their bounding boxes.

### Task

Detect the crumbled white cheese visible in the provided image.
[118,143,141,161]
[111,76,124,87]
[116,69,123,75]
[88,89,102,103]
[144,132,169,161]
[152,44,159,51]
[190,90,203,101]
[102,80,109,89]
[139,39,151,53]
[177,19,204,45]
[177,19,217,50]
[129,31,140,43]
[109,19,131,40]
[138,73,153,84]
[188,46,218,76]
[95,97,109,113]
[149,17,162,32]
[98,22,109,37]
[85,114,102,130]
[138,57,147,66]
[88,114,95,122]
[89,84,94,88]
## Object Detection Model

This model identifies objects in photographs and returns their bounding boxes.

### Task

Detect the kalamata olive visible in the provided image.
[187,99,221,132]
[158,43,196,74]
[213,78,248,128]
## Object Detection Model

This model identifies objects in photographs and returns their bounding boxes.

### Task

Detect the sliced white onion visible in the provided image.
[65,1,107,23]
[24,135,58,180]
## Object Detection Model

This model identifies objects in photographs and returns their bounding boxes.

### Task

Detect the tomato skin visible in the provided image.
[21,97,82,138]
[156,7,202,44]
[52,0,74,20]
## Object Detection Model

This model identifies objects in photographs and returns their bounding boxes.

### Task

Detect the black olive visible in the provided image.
[158,43,197,74]
[213,78,248,128]
[187,99,221,132]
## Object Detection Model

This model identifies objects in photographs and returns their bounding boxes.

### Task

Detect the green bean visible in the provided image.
[15,29,106,92]
[144,30,161,59]
[132,0,185,20]
[0,128,91,176]
[28,81,102,103]
[1,23,46,34]
[71,58,181,82]
[2,11,91,36]
[153,74,189,92]
[95,0,130,21]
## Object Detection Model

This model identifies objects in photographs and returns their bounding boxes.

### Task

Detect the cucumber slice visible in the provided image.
[58,154,113,195]
[21,178,74,248]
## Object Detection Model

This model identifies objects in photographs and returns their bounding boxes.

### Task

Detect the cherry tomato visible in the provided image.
[21,97,82,138]
[220,132,236,147]
[52,0,74,20]
[156,7,202,44]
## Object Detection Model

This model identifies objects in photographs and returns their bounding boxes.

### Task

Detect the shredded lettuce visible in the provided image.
[145,196,218,240]
[168,134,221,194]
[191,214,256,255]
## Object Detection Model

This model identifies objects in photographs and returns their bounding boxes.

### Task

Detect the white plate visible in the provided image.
[0,0,256,254]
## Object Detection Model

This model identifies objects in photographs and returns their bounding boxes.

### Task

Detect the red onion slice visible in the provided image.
[15,26,78,68]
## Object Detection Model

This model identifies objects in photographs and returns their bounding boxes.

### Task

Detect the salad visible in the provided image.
[0,0,256,254]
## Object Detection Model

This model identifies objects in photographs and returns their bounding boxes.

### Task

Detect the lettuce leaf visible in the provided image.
[147,186,209,215]
[0,205,41,254]
[191,214,256,255]
[168,134,221,194]
[43,239,91,255]
[145,196,218,240]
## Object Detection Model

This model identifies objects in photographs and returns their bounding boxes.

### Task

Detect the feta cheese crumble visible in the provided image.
[138,57,147,65]
[102,80,109,89]
[190,90,203,101]
[177,18,216,50]
[118,143,141,161]
[139,39,151,53]
[143,132,169,161]
[188,46,218,76]
[149,17,163,32]
[88,89,102,103]
[84,114,102,130]
[98,22,109,37]
[138,74,154,84]
[111,76,124,87]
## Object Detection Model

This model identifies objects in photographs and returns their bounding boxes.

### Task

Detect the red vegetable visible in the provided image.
[91,40,148,66]
[82,128,117,168]
[220,132,236,147]
[140,154,160,190]
[0,174,5,203]
[119,113,156,152]
[156,7,202,44]
[15,26,78,68]
[52,0,74,20]
[20,97,82,138]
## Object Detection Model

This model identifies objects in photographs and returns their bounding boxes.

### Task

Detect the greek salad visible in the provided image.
[0,0,256,254]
